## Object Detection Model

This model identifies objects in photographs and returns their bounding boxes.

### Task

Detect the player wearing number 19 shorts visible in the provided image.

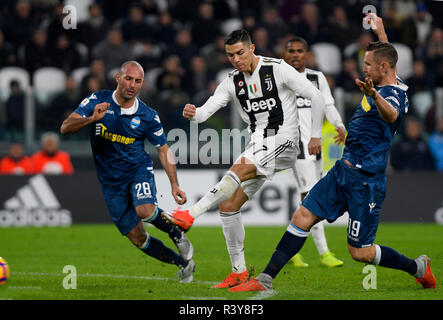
[231,39,436,292]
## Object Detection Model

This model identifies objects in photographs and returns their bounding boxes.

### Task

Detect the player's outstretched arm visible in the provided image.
[157,144,187,205]
[60,102,110,135]
[355,77,398,123]
[364,13,388,42]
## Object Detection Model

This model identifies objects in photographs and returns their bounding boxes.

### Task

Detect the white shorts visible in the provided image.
[236,135,299,199]
[292,158,323,194]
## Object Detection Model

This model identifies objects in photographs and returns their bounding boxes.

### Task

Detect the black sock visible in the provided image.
[376,245,417,275]
[263,225,309,279]
[144,207,182,240]
[141,236,186,268]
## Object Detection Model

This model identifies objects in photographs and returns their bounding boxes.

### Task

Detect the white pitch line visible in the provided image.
[13,271,217,286]
[12,272,276,300]
[7,286,41,290]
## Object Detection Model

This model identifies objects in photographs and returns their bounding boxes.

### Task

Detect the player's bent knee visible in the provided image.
[135,203,156,220]
[129,233,149,249]
[291,206,318,231]
[348,245,374,263]
[219,202,240,213]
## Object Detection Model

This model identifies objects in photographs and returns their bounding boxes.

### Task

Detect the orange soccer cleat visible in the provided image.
[212,270,249,289]
[161,207,195,231]
[416,255,436,289]
[228,277,269,292]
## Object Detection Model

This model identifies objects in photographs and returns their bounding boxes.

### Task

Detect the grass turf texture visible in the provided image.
[0,223,441,300]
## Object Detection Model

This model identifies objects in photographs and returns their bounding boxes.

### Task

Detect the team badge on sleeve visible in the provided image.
[80,98,89,107]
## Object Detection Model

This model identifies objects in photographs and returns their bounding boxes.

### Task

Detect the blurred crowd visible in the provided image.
[0,0,442,173]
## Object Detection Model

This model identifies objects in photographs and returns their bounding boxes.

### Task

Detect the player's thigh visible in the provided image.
[131,169,158,209]
[346,174,386,248]
[292,159,323,194]
[236,135,298,180]
[301,161,347,224]
[101,184,141,236]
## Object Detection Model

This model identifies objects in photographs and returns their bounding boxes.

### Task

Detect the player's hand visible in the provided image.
[183,104,196,120]
[308,137,322,155]
[363,13,385,35]
[334,126,346,145]
[172,185,187,205]
[92,102,110,121]
[355,77,377,99]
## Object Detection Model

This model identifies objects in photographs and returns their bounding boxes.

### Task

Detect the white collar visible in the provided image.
[112,90,139,115]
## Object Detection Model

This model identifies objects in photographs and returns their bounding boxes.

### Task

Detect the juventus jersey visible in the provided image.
[192,56,325,143]
[295,68,343,160]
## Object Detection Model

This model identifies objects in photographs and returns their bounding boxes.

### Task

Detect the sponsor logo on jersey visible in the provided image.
[361,95,371,112]
[243,97,277,113]
[130,116,141,129]
[265,77,273,91]
[295,95,312,108]
[96,123,136,145]
[238,88,246,95]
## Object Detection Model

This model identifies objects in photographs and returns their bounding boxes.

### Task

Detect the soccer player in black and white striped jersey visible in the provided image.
[163,29,326,288]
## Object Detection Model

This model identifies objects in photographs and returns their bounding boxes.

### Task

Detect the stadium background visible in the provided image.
[0,0,442,227]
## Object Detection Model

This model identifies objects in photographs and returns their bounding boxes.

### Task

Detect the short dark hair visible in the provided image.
[365,41,398,68]
[287,36,309,51]
[224,29,252,46]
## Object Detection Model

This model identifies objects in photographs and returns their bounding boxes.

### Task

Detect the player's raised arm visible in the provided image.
[355,77,398,123]
[60,102,110,135]
[364,13,388,42]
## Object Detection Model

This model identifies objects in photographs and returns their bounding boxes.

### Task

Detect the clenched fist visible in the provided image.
[183,104,197,120]
[92,102,110,121]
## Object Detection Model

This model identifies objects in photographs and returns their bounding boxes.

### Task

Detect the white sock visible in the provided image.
[311,221,329,255]
[220,211,247,273]
[189,171,241,219]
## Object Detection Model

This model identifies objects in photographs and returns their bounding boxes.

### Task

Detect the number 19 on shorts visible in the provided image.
[348,218,361,237]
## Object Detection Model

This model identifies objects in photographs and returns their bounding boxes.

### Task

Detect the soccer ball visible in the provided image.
[0,257,10,285]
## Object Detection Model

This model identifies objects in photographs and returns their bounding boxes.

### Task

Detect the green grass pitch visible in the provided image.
[0,223,441,300]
